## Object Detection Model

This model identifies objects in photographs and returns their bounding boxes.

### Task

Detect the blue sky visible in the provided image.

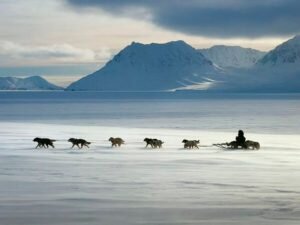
[0,0,299,86]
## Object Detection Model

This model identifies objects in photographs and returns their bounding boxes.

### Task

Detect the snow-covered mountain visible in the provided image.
[0,76,63,90]
[199,45,265,68]
[257,35,300,66]
[218,35,300,93]
[248,35,300,92]
[67,41,222,91]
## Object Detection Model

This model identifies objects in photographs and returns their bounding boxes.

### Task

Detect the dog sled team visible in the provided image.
[33,130,260,150]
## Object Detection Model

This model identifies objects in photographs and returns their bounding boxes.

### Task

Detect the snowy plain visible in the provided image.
[0,92,299,225]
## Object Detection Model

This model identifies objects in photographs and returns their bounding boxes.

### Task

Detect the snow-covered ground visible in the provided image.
[1,122,300,225]
[0,93,299,225]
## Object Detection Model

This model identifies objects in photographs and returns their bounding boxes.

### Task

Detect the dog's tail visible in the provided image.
[51,139,57,142]
[86,142,91,145]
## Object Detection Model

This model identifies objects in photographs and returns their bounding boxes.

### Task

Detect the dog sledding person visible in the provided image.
[213,130,260,150]
[235,130,247,149]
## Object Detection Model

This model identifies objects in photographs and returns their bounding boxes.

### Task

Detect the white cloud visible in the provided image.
[0,41,112,67]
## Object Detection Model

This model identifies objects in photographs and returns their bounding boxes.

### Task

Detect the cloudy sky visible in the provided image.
[0,0,299,86]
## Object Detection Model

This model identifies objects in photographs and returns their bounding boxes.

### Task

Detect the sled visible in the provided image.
[213,141,260,150]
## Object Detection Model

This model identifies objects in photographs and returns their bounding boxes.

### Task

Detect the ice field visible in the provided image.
[0,92,299,225]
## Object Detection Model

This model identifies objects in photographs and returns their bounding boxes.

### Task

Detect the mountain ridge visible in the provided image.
[199,45,265,68]
[66,35,300,92]
[0,76,63,90]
